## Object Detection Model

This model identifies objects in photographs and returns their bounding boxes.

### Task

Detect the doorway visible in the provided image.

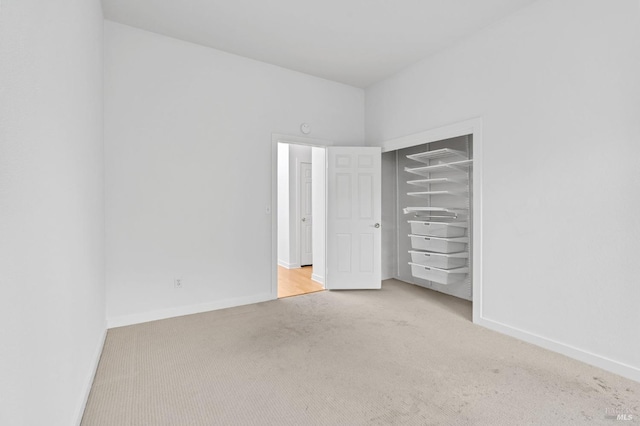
[276,140,326,298]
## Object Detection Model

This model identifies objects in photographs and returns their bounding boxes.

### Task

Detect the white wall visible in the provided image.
[311,147,326,284]
[366,0,640,380]
[0,1,106,425]
[105,21,364,326]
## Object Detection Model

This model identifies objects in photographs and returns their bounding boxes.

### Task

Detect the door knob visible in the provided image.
[302,217,306,222]
[374,223,380,228]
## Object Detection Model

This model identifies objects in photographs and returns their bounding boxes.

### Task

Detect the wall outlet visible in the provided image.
[174,278,183,289]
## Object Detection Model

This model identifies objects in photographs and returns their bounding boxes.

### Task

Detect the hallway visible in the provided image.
[277,266,324,298]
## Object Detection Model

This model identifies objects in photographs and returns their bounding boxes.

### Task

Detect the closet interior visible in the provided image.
[383,135,473,301]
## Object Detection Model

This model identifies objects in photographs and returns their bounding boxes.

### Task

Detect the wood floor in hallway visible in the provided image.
[278,265,324,298]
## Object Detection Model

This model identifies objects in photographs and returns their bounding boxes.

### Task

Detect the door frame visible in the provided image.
[271,133,334,300]
[379,117,483,324]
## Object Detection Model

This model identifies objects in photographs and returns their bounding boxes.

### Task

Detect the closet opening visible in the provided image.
[276,141,326,298]
[381,133,475,307]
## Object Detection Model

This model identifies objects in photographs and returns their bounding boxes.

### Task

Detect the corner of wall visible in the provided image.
[74,325,107,425]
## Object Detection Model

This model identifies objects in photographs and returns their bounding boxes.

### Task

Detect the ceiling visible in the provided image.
[102,0,537,88]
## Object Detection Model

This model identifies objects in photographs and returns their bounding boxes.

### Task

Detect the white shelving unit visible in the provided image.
[403,206,467,219]
[405,159,472,177]
[406,148,468,164]
[407,190,467,198]
[407,177,467,187]
[403,145,473,287]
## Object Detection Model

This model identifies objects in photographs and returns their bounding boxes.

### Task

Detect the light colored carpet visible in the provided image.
[82,280,639,425]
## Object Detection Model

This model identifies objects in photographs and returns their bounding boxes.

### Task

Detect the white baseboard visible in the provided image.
[477,316,640,383]
[107,293,275,329]
[278,260,301,269]
[311,273,324,285]
[74,324,107,426]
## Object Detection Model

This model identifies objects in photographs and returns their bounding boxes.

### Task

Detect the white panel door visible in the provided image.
[300,162,313,266]
[326,147,381,290]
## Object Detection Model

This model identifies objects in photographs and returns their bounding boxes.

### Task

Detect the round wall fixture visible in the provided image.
[300,123,311,134]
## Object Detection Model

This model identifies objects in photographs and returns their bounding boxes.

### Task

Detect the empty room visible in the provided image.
[1,0,639,425]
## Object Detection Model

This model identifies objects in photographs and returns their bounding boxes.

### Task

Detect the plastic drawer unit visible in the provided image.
[408,234,468,254]
[408,250,468,269]
[409,262,469,285]
[408,220,466,238]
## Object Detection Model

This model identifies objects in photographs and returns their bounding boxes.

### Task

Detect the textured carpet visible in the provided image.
[82,280,639,425]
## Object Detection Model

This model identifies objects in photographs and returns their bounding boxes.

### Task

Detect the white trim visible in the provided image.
[107,293,273,328]
[278,260,301,269]
[378,117,483,322]
[380,118,482,153]
[311,273,325,284]
[272,133,335,147]
[272,133,333,299]
[477,316,640,383]
[74,325,107,426]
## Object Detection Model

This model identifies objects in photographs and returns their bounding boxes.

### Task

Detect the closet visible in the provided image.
[383,135,473,301]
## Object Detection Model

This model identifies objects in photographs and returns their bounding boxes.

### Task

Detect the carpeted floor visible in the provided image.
[82,280,639,425]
